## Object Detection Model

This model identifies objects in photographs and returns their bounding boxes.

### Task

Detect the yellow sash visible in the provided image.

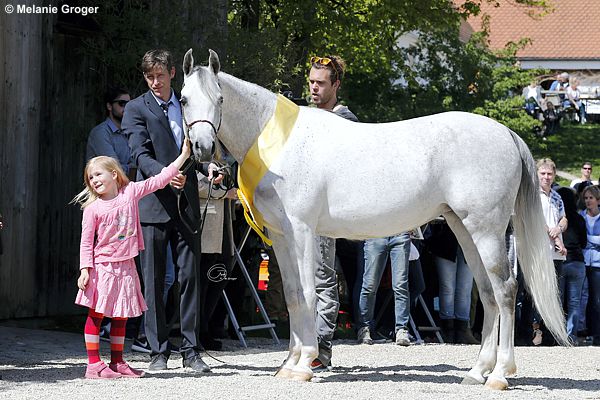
[237,94,300,245]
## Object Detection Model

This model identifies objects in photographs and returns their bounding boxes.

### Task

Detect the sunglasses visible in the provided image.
[583,167,592,170]
[310,56,339,82]
[112,100,129,107]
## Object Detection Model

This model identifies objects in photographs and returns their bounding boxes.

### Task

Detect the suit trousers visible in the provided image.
[315,236,339,366]
[140,220,201,359]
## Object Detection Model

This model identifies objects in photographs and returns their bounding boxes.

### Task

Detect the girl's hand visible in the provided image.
[173,139,192,170]
[182,138,191,159]
[78,268,90,291]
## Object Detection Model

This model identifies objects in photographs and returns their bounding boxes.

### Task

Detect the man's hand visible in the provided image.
[208,163,224,185]
[170,173,187,189]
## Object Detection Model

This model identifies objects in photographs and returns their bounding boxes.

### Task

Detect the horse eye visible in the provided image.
[180,97,187,106]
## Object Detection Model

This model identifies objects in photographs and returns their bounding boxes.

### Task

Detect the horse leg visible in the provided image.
[274,217,320,381]
[269,231,302,378]
[460,215,518,390]
[444,212,499,385]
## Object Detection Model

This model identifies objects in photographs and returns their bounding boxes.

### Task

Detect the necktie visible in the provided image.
[160,102,170,116]
[161,101,182,148]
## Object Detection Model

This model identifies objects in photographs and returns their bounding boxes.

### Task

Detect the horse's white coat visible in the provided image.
[181,49,569,389]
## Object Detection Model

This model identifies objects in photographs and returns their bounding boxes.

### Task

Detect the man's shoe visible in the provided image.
[131,338,151,353]
[395,328,411,346]
[356,326,373,345]
[182,355,211,373]
[310,358,331,372]
[148,354,168,371]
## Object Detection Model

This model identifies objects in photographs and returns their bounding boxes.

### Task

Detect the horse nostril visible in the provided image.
[211,142,215,155]
[194,142,201,150]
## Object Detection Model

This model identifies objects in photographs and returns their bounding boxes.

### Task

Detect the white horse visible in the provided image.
[181,49,569,389]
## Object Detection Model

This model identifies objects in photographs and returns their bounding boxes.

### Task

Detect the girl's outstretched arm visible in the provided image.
[172,138,192,170]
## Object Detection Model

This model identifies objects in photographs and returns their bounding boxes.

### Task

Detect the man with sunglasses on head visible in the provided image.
[308,55,358,371]
[86,87,133,175]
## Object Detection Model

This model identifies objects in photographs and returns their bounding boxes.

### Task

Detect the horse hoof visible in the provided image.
[485,376,509,390]
[461,374,484,385]
[290,370,313,382]
[274,367,293,379]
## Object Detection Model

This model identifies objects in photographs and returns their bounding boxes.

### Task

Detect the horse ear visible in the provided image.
[208,49,220,75]
[183,48,194,76]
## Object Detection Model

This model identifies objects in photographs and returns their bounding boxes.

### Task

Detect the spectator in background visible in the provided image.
[549,72,570,101]
[534,158,567,345]
[197,154,237,351]
[357,233,412,346]
[542,101,561,136]
[86,87,133,176]
[556,187,587,344]
[424,219,479,344]
[580,185,600,346]
[522,79,545,116]
[571,162,594,190]
[566,77,587,124]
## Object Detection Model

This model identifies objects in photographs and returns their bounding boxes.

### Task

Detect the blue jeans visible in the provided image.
[359,233,410,332]
[435,246,473,321]
[558,261,586,340]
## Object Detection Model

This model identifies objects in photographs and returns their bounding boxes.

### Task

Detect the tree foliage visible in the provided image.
[76,0,553,131]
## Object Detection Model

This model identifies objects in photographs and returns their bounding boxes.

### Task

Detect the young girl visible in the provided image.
[72,139,191,379]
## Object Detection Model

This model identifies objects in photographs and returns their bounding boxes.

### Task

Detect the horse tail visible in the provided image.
[509,130,570,346]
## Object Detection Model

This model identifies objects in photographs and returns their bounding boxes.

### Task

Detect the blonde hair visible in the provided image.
[536,157,556,173]
[71,156,130,208]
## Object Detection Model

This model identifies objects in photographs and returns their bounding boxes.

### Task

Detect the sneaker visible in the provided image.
[109,361,145,378]
[131,338,151,353]
[310,358,331,372]
[532,329,543,346]
[395,328,411,346]
[357,326,373,345]
[182,354,211,373]
[85,361,122,379]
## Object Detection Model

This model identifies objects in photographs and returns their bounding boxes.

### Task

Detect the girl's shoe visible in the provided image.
[85,361,122,379]
[109,361,145,378]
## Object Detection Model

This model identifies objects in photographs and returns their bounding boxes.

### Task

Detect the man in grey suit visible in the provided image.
[123,49,218,373]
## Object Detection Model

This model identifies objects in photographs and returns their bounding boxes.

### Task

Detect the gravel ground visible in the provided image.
[1,326,599,400]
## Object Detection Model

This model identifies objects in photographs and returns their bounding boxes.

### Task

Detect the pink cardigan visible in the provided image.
[79,164,179,269]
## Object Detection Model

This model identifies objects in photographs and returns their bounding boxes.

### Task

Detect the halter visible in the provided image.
[184,114,221,138]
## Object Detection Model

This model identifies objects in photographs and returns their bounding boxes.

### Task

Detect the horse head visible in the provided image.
[181,48,223,162]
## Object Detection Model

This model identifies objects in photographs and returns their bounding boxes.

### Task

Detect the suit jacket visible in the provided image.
[123,90,200,225]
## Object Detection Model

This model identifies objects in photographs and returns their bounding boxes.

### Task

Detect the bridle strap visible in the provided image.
[186,118,219,136]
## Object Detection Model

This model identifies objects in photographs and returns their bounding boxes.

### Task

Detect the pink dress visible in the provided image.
[75,164,179,318]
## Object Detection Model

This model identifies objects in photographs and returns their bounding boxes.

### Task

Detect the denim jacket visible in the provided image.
[580,210,600,268]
